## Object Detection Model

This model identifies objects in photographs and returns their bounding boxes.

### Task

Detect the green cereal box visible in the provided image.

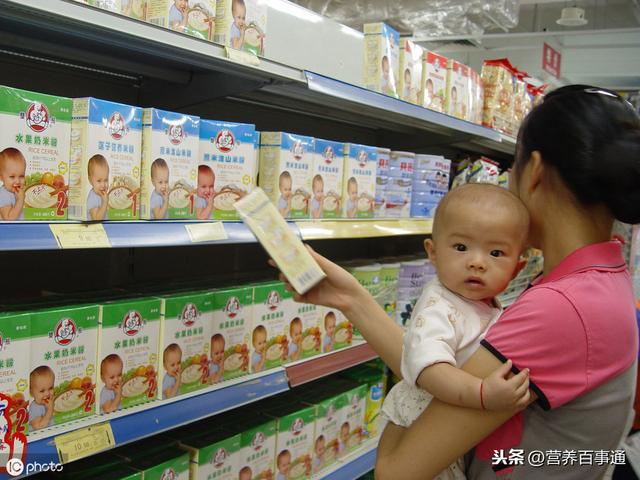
[214,0,267,56]
[238,418,276,480]
[320,307,352,353]
[342,143,377,219]
[0,85,72,221]
[29,305,99,431]
[251,282,294,373]
[147,0,216,40]
[179,430,240,480]
[69,98,143,220]
[290,303,321,362]
[98,297,161,414]
[310,139,344,219]
[129,448,190,480]
[140,108,199,220]
[300,392,345,474]
[159,291,213,399]
[341,366,387,438]
[337,384,367,456]
[258,132,314,219]
[267,403,315,480]
[211,286,252,383]
[0,312,30,436]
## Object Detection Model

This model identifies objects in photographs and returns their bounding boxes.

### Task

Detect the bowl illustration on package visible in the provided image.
[53,376,95,419]
[265,335,288,362]
[181,354,209,387]
[243,22,265,56]
[356,194,373,213]
[108,176,139,210]
[186,4,216,40]
[23,171,67,210]
[289,455,312,480]
[322,191,341,214]
[121,364,157,401]
[212,185,244,213]
[300,327,321,354]
[169,181,194,210]
[223,344,249,375]
[290,189,309,215]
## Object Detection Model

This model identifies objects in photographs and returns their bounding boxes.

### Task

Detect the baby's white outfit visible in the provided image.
[381,278,502,480]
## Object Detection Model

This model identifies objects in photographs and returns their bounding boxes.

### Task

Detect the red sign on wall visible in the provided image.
[542,43,562,79]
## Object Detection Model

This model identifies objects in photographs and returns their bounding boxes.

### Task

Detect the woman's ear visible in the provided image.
[512,256,528,280]
[527,151,545,194]
[424,238,436,261]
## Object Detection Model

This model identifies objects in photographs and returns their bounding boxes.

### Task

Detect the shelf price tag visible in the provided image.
[224,47,260,67]
[54,422,115,464]
[185,222,228,243]
[49,224,111,249]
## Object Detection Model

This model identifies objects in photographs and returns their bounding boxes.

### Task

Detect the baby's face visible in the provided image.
[405,72,412,88]
[291,323,302,344]
[315,439,325,457]
[253,331,266,353]
[89,164,109,194]
[152,167,169,195]
[239,471,251,480]
[325,317,336,337]
[198,171,214,199]
[164,351,182,376]
[427,81,434,96]
[211,339,225,364]
[278,454,291,474]
[0,158,26,192]
[233,3,246,28]
[313,181,324,200]
[279,178,292,199]
[430,204,523,302]
[348,184,357,201]
[175,0,188,12]
[340,425,349,442]
[382,60,390,80]
[31,373,54,405]
[102,361,123,390]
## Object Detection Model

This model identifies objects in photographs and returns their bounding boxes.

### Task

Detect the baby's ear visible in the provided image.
[424,238,435,261]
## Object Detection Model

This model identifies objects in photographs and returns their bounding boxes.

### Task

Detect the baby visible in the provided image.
[381,56,391,94]
[0,147,26,220]
[425,78,435,108]
[238,466,252,480]
[196,164,215,220]
[310,174,324,219]
[323,311,336,353]
[28,366,55,431]
[100,354,123,414]
[402,68,412,102]
[338,422,349,457]
[313,435,325,473]
[169,0,189,32]
[230,0,247,50]
[276,449,291,480]
[150,158,170,220]
[277,171,292,217]
[209,334,225,384]
[288,317,302,362]
[381,183,531,480]
[162,343,182,399]
[87,154,109,221]
[251,325,267,372]
[345,177,358,218]
[449,85,459,117]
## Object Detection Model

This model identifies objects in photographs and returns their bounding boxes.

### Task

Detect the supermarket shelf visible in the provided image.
[316,437,379,480]
[296,218,433,240]
[286,341,378,387]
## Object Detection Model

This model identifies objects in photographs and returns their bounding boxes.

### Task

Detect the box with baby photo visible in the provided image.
[310,139,344,219]
[69,97,143,220]
[147,0,216,41]
[363,23,399,98]
[342,143,377,219]
[214,0,267,56]
[141,108,199,220]
[0,85,72,221]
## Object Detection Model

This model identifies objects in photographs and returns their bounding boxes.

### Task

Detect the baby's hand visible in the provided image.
[482,360,530,411]
[15,185,25,200]
[113,383,121,394]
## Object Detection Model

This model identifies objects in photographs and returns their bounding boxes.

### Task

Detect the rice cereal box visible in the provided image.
[198,120,257,220]
[421,51,448,113]
[129,448,190,480]
[141,108,199,220]
[0,85,72,221]
[290,303,321,362]
[211,286,252,383]
[258,132,314,219]
[268,403,315,480]
[250,282,293,372]
[320,307,352,353]
[0,312,30,435]
[98,297,161,414]
[363,23,399,98]
[301,391,345,474]
[147,0,216,41]
[159,291,213,399]
[29,305,99,431]
[446,60,469,120]
[341,366,387,438]
[337,384,367,455]
[342,143,377,219]
[122,0,147,20]
[310,139,344,219]
[69,98,143,220]
[214,0,267,56]
[399,39,423,105]
[179,430,240,480]
[237,417,276,480]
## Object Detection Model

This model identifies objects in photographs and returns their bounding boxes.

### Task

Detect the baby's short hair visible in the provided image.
[404,68,411,77]
[315,434,325,446]
[0,147,26,172]
[324,311,336,326]
[341,421,350,431]
[312,174,323,188]
[211,333,225,346]
[88,154,109,178]
[279,171,292,186]
[382,55,389,66]
[198,164,214,179]
[232,0,245,11]
[252,325,267,343]
[30,365,54,389]
[347,177,357,189]
[151,158,168,179]
[277,449,291,464]
[163,343,182,363]
[100,354,123,376]
[289,317,302,334]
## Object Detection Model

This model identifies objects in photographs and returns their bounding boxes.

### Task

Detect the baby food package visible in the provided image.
[337,383,367,454]
[290,303,321,362]
[52,452,142,480]
[0,85,72,221]
[159,290,213,399]
[258,132,314,219]
[140,108,199,220]
[234,188,326,295]
[310,139,344,219]
[481,58,516,134]
[320,307,352,353]
[399,40,423,105]
[374,148,389,218]
[98,297,161,414]
[129,447,190,480]
[211,286,252,382]
[214,0,267,56]
[342,143,377,219]
[250,281,293,373]
[147,0,216,41]
[69,98,143,221]
[86,0,120,12]
[421,51,448,113]
[121,0,147,20]
[378,261,399,320]
[363,23,400,98]
[179,429,240,480]
[341,366,387,438]
[349,263,381,339]
[29,304,99,431]
[198,119,258,220]
[236,416,277,480]
[0,312,30,436]
[386,151,414,218]
[445,60,470,120]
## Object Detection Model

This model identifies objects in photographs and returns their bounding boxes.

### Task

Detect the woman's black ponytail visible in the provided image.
[514,85,640,224]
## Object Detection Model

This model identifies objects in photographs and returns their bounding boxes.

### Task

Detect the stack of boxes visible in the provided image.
[385,151,414,218]
[410,154,451,218]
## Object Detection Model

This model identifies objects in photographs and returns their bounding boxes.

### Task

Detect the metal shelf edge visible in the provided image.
[296,219,433,240]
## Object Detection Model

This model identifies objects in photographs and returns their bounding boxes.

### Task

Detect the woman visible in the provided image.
[277,86,640,479]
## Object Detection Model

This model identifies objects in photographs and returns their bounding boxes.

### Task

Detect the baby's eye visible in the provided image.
[490,250,504,257]
[453,244,467,252]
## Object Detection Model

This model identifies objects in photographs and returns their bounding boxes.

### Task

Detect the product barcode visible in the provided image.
[296,269,319,288]
[148,18,166,27]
